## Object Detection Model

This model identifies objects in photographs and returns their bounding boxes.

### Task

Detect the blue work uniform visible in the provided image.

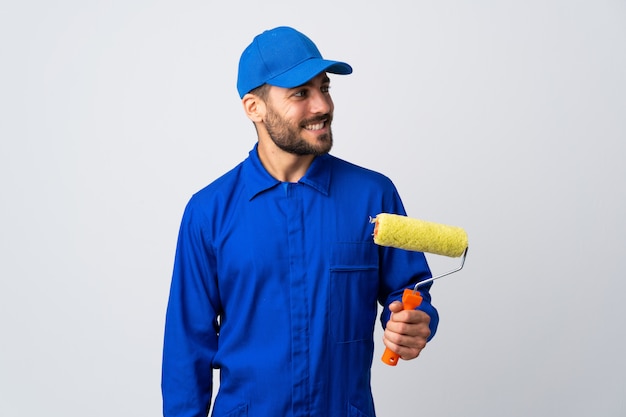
[162,145,438,417]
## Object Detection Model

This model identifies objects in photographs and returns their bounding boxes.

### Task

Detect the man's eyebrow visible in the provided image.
[294,75,331,89]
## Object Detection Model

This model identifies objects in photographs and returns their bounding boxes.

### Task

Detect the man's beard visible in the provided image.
[264,105,333,156]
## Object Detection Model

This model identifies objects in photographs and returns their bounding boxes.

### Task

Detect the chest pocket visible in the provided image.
[329,241,379,343]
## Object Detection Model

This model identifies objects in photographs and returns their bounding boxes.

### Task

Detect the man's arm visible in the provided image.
[162,200,220,417]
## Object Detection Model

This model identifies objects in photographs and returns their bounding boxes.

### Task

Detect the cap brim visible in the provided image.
[267,59,352,89]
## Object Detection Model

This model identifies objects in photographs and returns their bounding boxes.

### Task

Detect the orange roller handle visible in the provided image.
[382,288,423,366]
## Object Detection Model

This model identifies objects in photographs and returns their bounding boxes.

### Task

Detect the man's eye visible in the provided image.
[293,90,307,97]
[321,86,331,93]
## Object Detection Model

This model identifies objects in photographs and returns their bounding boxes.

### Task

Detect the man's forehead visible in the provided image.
[265,73,331,98]
[288,73,331,89]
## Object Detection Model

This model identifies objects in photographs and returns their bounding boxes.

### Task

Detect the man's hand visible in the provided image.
[383,301,431,361]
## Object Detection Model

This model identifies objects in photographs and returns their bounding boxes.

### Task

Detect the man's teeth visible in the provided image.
[305,122,324,130]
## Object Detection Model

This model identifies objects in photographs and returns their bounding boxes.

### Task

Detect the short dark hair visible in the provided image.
[249,83,270,101]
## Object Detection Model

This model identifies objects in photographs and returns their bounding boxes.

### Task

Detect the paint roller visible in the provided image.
[371,213,469,366]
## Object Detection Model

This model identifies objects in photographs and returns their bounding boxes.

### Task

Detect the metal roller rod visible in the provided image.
[412,247,469,293]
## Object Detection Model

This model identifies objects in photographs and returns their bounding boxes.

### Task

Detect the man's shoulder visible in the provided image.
[183,161,247,214]
[327,154,395,187]
[197,160,245,193]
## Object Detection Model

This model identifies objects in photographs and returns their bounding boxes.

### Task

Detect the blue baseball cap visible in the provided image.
[237,26,353,98]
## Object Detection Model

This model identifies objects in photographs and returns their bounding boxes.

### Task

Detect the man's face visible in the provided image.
[262,72,335,156]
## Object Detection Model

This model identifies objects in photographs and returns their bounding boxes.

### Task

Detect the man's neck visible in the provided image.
[256,139,315,183]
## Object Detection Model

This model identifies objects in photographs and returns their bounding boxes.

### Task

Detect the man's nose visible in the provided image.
[309,91,332,114]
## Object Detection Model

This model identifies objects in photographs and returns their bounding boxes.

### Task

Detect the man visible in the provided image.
[162,26,438,417]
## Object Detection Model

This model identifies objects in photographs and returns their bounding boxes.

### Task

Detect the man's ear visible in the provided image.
[242,93,265,123]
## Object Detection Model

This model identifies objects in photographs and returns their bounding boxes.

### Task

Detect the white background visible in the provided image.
[1,1,625,416]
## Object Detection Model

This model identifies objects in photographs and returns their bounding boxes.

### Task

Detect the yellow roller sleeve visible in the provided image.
[373,213,468,257]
